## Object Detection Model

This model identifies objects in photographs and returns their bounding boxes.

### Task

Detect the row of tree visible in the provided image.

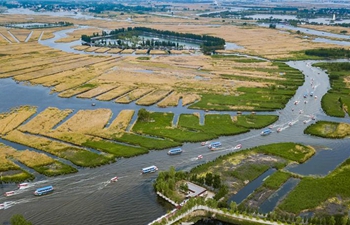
[81,26,225,54]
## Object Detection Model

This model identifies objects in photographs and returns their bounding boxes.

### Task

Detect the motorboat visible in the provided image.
[261,129,272,136]
[233,144,242,150]
[277,128,282,133]
[294,100,299,105]
[18,183,29,189]
[197,155,203,159]
[288,122,293,126]
[110,176,118,183]
[201,141,209,146]
[4,191,15,197]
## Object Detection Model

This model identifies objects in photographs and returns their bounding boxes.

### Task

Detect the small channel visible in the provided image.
[227,168,276,205]
[258,177,300,214]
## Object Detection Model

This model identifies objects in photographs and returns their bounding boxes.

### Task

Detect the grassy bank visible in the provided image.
[304,121,350,138]
[32,161,78,176]
[315,62,350,117]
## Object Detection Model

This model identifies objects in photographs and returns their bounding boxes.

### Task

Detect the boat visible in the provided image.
[277,128,282,133]
[260,129,272,136]
[142,165,158,174]
[34,185,54,196]
[201,141,209,146]
[303,93,307,98]
[294,100,299,105]
[310,92,314,96]
[233,144,242,150]
[18,183,29,189]
[303,120,307,124]
[110,176,118,183]
[167,148,183,155]
[208,142,221,150]
[288,122,293,126]
[4,191,15,197]
[0,203,4,210]
[197,155,203,159]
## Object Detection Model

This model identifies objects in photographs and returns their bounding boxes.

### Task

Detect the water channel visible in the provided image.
[0,27,350,225]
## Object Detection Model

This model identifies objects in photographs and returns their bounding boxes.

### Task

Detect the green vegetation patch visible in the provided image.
[231,164,270,181]
[0,170,34,183]
[305,48,350,59]
[132,112,216,142]
[279,158,350,213]
[60,147,114,167]
[136,56,150,60]
[178,114,249,136]
[304,121,350,138]
[32,161,78,176]
[262,171,291,190]
[113,133,181,150]
[235,115,278,129]
[254,142,315,163]
[82,140,148,158]
[315,62,350,117]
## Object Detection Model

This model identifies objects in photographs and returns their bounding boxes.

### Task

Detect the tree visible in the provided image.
[329,216,336,225]
[137,108,150,122]
[269,23,276,29]
[11,214,32,225]
[205,173,213,186]
[212,174,221,189]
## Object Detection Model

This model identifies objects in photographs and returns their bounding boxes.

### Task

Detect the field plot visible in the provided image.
[157,91,182,107]
[0,30,18,43]
[150,50,168,55]
[0,143,34,182]
[18,107,73,134]
[107,48,123,54]
[8,29,31,42]
[72,45,90,51]
[27,30,43,42]
[4,130,112,167]
[0,106,36,135]
[115,88,153,104]
[120,49,134,54]
[97,86,136,101]
[136,89,173,106]
[305,121,350,138]
[94,47,110,53]
[84,47,100,52]
[76,84,117,98]
[14,55,111,81]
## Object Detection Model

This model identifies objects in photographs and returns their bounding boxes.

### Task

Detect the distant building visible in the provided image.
[185,181,207,198]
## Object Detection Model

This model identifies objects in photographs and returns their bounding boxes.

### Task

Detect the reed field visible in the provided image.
[18,107,73,134]
[115,88,153,104]
[97,86,136,101]
[76,84,117,98]
[8,29,31,42]
[136,89,173,106]
[157,91,182,107]
[0,106,37,135]
[72,45,90,51]
[27,30,43,42]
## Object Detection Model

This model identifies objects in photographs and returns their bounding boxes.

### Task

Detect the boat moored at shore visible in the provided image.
[142,165,158,174]
[167,148,183,155]
[34,186,54,196]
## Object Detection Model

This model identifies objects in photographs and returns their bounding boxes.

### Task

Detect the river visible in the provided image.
[1,30,350,225]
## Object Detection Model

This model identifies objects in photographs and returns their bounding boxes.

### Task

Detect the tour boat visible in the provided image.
[18,183,29,189]
[233,144,242,150]
[260,129,272,136]
[34,185,54,196]
[197,155,203,159]
[4,191,15,197]
[167,148,183,155]
[142,165,158,174]
[110,176,118,183]
[208,142,221,150]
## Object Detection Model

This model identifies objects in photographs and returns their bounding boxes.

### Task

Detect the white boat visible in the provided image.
[277,128,282,133]
[233,144,242,150]
[0,203,4,210]
[142,165,158,174]
[4,191,15,197]
[18,183,29,189]
[201,141,209,146]
[303,120,307,124]
[294,100,299,105]
[197,155,203,159]
[110,176,118,183]
[288,122,293,126]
